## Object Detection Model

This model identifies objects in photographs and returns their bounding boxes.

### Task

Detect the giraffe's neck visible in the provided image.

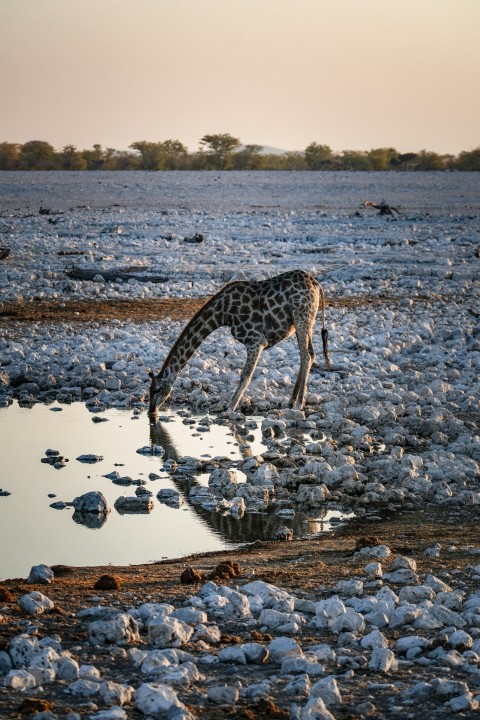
[160,293,225,380]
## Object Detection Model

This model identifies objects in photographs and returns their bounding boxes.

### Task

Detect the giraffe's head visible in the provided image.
[148,369,173,415]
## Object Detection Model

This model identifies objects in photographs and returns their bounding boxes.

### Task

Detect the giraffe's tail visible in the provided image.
[319,285,332,370]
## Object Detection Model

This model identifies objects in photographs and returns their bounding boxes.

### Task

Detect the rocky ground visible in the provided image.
[1,172,479,718]
[2,507,480,719]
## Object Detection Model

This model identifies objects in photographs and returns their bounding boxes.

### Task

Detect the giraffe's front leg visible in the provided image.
[228,340,267,412]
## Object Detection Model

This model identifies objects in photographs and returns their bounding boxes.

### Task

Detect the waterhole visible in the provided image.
[0,402,352,579]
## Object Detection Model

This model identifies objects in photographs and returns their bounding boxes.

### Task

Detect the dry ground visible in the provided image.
[0,293,427,326]
[1,506,480,719]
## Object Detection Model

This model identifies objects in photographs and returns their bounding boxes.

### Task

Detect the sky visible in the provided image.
[1,0,479,155]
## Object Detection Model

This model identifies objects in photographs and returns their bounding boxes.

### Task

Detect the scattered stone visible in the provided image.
[27,564,54,585]
[76,454,104,463]
[72,491,110,515]
[19,591,54,616]
[275,526,293,541]
[208,684,239,705]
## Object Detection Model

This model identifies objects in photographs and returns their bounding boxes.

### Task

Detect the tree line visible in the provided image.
[0,134,479,171]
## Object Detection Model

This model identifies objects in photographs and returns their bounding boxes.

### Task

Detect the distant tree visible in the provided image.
[0,142,20,169]
[390,152,418,170]
[232,144,263,170]
[199,133,241,169]
[367,147,399,171]
[339,150,371,171]
[455,147,480,171]
[19,140,57,170]
[160,139,188,169]
[59,144,87,170]
[130,140,188,170]
[304,143,335,170]
[82,144,106,170]
[414,150,445,171]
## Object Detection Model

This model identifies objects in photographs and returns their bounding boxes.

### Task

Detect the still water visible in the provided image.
[0,402,350,580]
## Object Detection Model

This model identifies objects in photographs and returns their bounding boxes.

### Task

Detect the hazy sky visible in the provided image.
[1,0,479,154]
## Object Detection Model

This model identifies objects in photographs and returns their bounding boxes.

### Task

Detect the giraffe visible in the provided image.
[148,269,331,414]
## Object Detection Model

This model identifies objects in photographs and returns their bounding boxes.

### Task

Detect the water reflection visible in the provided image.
[147,415,350,545]
[72,510,108,529]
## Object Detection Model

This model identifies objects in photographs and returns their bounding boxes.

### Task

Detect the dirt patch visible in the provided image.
[0,294,436,326]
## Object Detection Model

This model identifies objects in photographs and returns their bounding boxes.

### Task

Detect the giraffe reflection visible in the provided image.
[148,416,331,544]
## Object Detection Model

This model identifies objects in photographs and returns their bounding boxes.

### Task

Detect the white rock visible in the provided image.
[398,585,436,603]
[299,695,336,720]
[68,678,100,696]
[207,685,240,705]
[396,636,430,653]
[27,564,54,584]
[89,708,128,720]
[310,676,342,705]
[3,669,36,691]
[364,562,383,578]
[448,630,473,649]
[242,642,269,665]
[331,610,365,634]
[57,655,80,680]
[80,663,101,681]
[19,591,54,616]
[369,648,397,672]
[384,568,418,584]
[99,681,134,705]
[148,616,194,648]
[135,682,184,715]
[218,646,247,664]
[8,634,39,668]
[88,613,140,645]
[268,636,304,663]
[285,673,311,697]
[355,544,392,559]
[360,630,389,650]
[390,556,417,572]
[336,579,363,596]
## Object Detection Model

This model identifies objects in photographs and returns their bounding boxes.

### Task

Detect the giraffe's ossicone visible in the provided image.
[148,269,331,414]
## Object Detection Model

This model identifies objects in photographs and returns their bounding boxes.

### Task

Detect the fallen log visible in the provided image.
[65,266,169,283]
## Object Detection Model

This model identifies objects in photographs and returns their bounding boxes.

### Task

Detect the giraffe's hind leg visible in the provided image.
[228,339,267,412]
[289,323,315,410]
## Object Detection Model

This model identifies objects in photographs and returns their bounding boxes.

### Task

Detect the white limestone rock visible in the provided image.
[369,648,397,672]
[98,680,138,706]
[19,591,54,616]
[207,685,240,704]
[268,636,304,663]
[3,669,36,691]
[147,616,194,648]
[88,613,140,645]
[310,676,342,705]
[135,682,184,715]
[27,564,54,585]
[7,634,39,668]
